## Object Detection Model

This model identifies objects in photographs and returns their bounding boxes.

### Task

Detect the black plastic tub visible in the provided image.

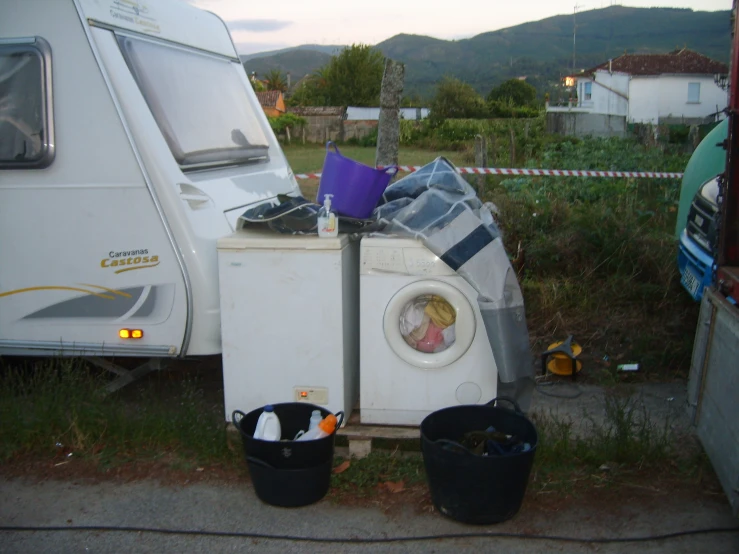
[232,403,344,507]
[246,456,333,508]
[420,397,538,524]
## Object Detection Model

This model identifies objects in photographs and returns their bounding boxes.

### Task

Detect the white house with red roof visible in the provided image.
[549,48,729,125]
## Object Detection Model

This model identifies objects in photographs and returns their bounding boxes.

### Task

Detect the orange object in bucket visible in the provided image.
[316,141,398,219]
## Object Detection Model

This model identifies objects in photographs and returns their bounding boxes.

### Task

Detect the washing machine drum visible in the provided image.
[383,280,476,369]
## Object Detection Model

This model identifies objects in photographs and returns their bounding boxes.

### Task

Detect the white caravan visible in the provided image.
[0,0,300,360]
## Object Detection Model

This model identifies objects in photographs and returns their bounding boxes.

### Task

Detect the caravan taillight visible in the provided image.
[119,329,144,339]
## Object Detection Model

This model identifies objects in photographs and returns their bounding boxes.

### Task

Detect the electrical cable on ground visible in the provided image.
[1,525,738,544]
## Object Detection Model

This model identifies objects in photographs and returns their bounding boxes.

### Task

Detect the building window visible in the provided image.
[688,82,701,103]
[0,37,55,169]
[584,81,592,101]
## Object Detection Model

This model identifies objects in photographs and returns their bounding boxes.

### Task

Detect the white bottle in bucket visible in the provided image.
[253,405,281,441]
[317,194,339,238]
[309,410,323,430]
[296,414,337,441]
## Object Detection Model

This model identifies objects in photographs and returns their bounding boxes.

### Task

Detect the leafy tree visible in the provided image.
[287,67,330,106]
[487,79,537,107]
[401,92,423,107]
[264,69,288,92]
[246,71,266,92]
[286,44,385,107]
[323,44,385,106]
[267,113,307,134]
[429,77,488,120]
[268,113,307,143]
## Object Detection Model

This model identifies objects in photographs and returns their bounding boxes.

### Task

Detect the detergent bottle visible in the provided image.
[317,194,339,238]
[253,405,281,441]
[296,414,337,441]
[309,410,323,430]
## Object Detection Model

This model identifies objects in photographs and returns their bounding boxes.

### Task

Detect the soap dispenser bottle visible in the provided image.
[317,194,339,238]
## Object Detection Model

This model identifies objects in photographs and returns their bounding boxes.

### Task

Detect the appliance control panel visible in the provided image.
[361,247,406,273]
[294,386,329,405]
[361,246,454,276]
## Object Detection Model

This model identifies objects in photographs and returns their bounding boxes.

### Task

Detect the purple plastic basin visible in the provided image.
[316,141,398,219]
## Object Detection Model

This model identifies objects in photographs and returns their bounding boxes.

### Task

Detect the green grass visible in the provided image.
[0,358,233,467]
[477,136,697,379]
[328,389,701,498]
[331,451,426,496]
[0,357,709,498]
[527,391,702,494]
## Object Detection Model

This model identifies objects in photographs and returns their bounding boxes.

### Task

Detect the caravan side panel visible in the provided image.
[79,0,302,355]
[0,0,188,356]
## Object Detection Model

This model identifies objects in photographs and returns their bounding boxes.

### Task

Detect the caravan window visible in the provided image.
[117,34,269,170]
[0,37,54,169]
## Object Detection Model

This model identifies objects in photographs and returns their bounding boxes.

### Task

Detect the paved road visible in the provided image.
[1,476,737,553]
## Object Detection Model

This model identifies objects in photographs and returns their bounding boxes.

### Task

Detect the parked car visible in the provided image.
[678,175,720,300]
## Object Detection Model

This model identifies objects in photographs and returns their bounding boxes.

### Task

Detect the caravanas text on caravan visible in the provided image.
[100,249,159,269]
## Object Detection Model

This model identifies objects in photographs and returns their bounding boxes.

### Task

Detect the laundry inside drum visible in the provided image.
[399,294,457,353]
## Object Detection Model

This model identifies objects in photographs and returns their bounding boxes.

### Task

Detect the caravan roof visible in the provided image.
[78,0,237,59]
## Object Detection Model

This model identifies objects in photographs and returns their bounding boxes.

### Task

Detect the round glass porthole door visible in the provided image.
[383,280,476,369]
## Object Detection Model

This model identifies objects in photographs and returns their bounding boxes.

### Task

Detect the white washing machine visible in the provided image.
[217,230,359,423]
[360,236,498,426]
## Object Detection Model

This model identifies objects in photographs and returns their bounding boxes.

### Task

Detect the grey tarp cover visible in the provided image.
[360,157,535,409]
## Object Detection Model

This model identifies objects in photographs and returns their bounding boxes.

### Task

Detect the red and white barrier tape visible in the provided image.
[294,167,684,179]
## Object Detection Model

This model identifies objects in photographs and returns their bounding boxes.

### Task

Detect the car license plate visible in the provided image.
[681,267,702,299]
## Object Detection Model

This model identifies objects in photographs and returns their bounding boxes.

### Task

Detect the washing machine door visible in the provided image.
[383,279,476,369]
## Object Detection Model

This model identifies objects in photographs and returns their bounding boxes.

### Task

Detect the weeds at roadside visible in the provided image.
[0,357,234,468]
[484,144,698,380]
[583,392,673,466]
[330,450,426,497]
[328,391,705,500]
[529,390,701,495]
[0,359,712,499]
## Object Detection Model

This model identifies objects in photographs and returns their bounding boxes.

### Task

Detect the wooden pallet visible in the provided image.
[336,409,420,459]
[226,409,422,460]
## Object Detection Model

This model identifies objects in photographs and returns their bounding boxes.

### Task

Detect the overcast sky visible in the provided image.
[185,0,732,55]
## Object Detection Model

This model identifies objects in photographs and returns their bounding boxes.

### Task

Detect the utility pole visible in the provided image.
[573,3,583,73]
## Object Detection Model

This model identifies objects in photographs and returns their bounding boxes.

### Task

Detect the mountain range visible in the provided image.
[240,6,732,100]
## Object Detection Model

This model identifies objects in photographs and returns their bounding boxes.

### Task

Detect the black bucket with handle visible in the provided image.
[232,403,344,507]
[420,396,538,524]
